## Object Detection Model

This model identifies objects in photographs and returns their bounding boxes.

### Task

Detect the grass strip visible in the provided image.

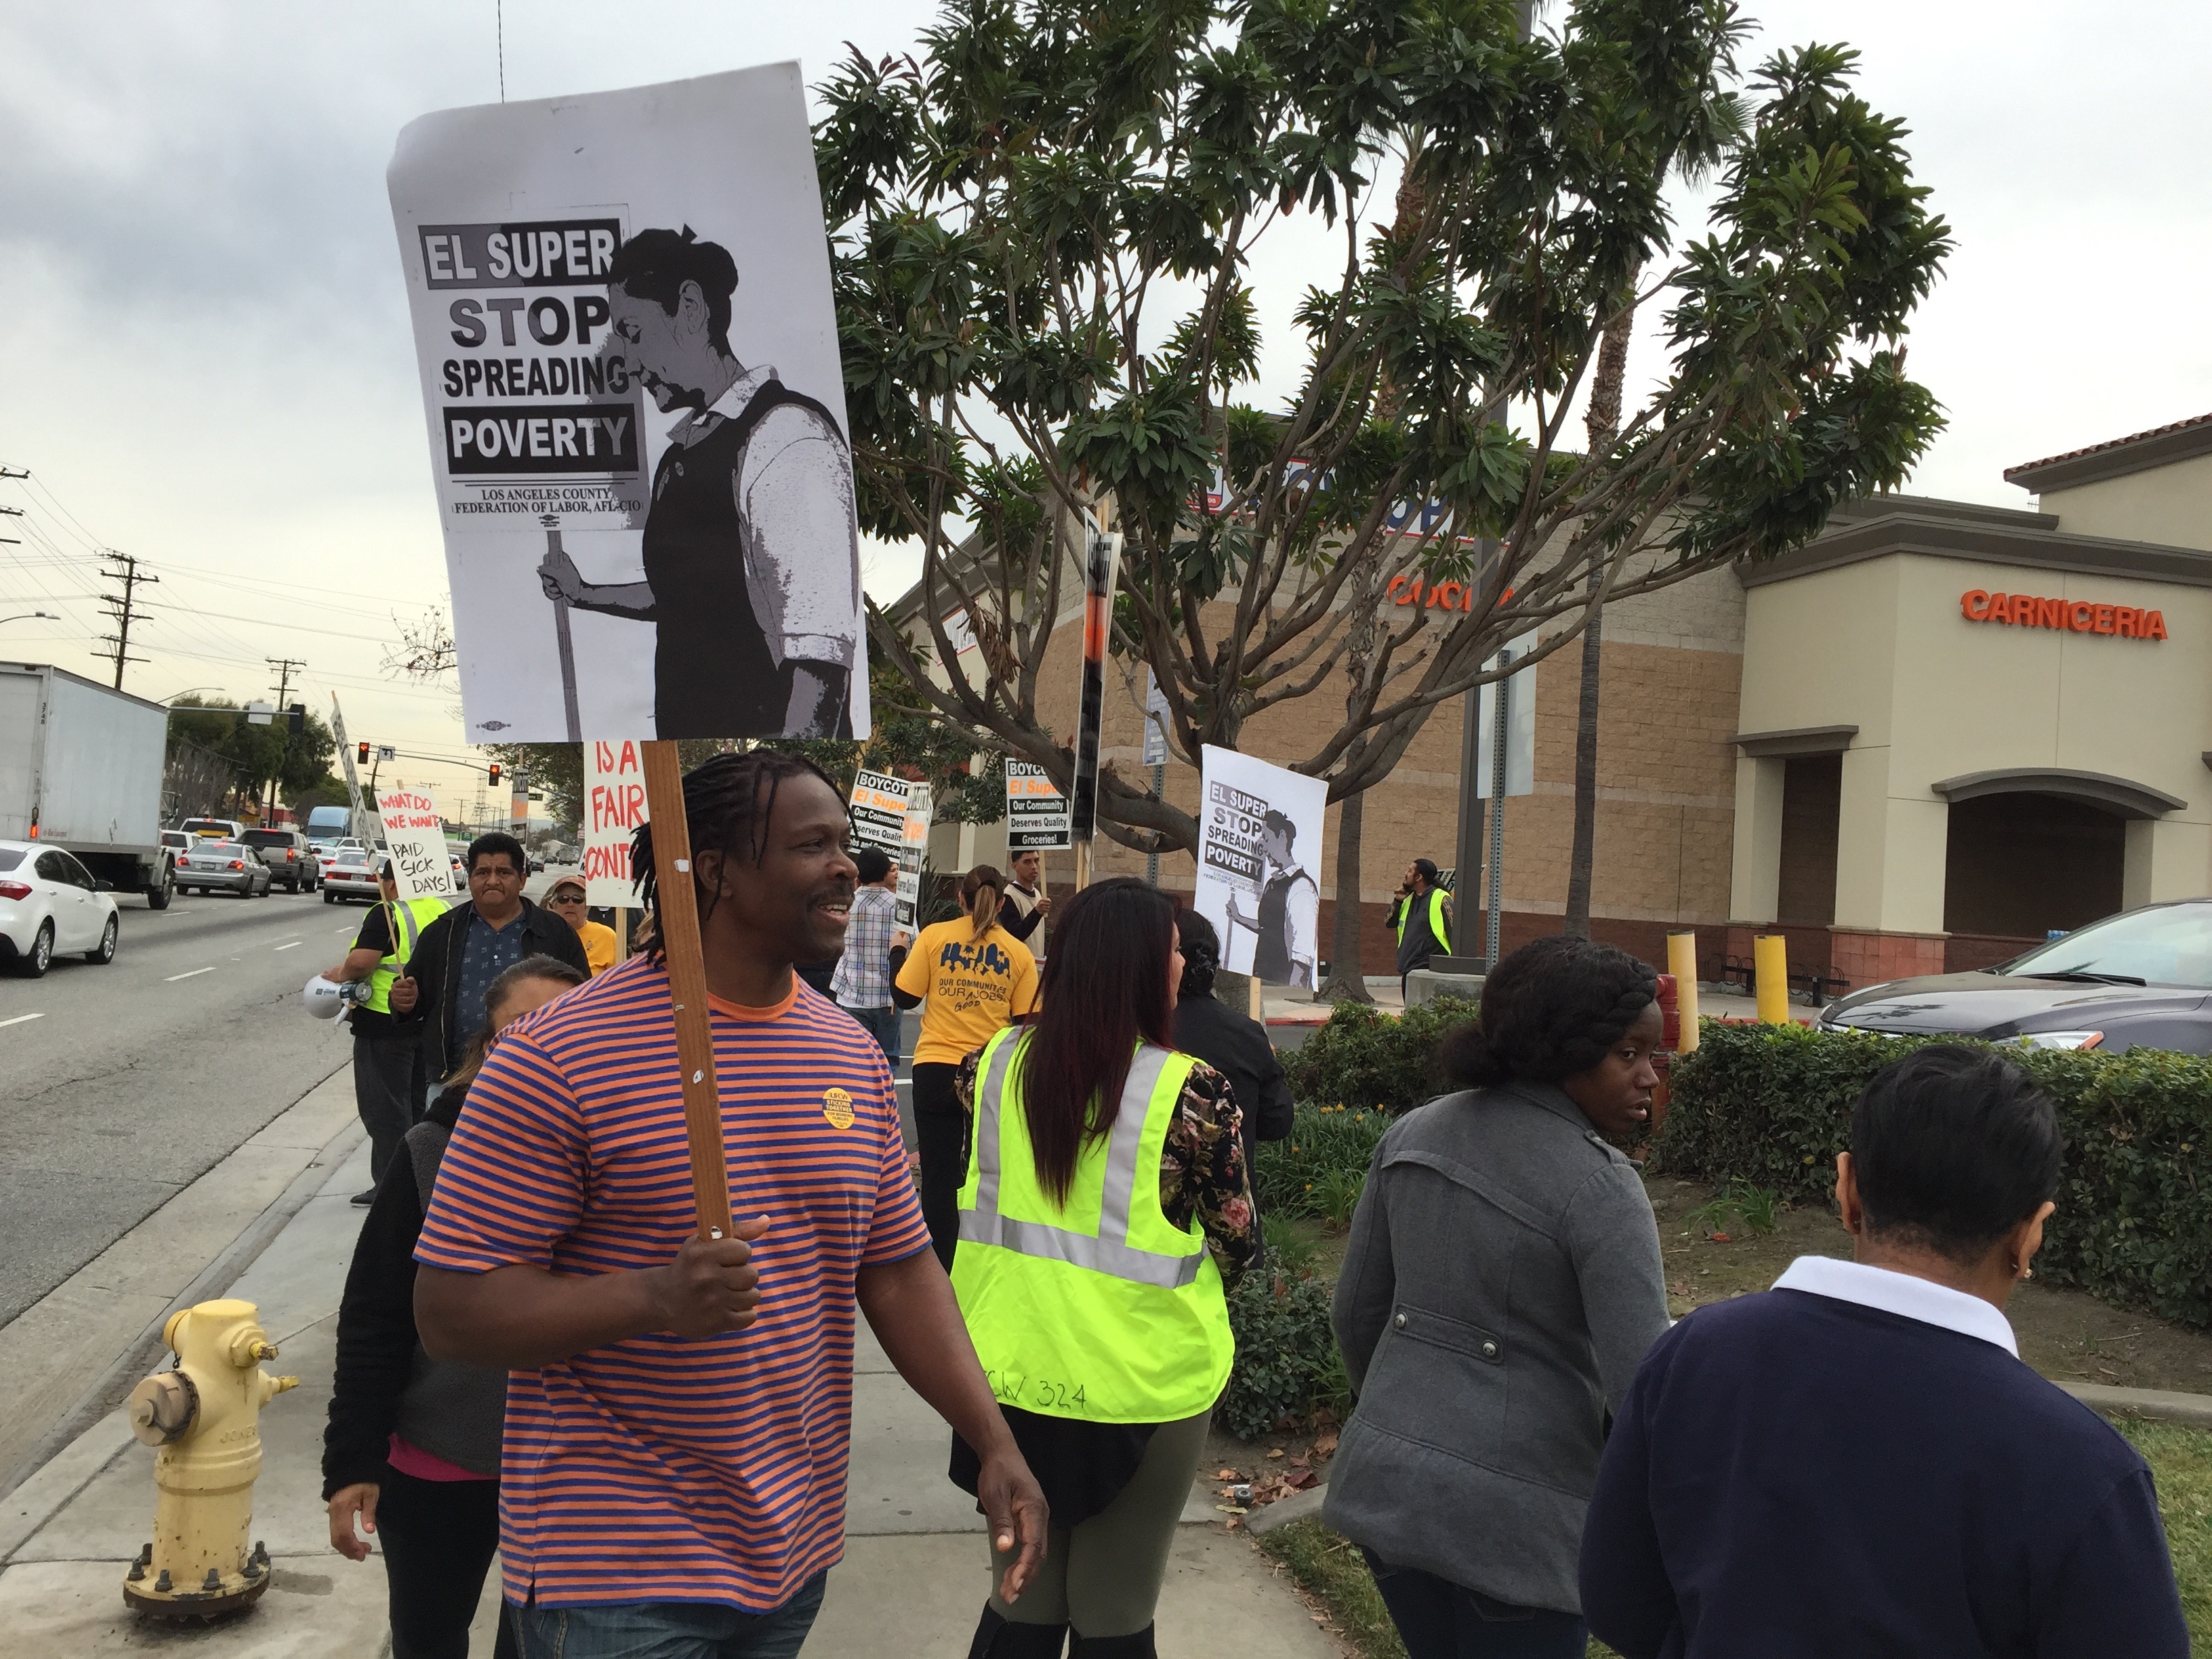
[2117,1416,2212,1645]
[1255,1517,1404,1658]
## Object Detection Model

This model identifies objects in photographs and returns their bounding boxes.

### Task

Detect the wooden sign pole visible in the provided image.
[639,739,733,1241]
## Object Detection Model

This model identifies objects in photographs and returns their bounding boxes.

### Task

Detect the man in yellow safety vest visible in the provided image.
[319,861,451,1204]
[1389,858,1454,992]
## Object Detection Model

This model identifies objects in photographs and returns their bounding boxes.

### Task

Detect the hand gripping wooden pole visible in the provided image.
[640,740,733,1240]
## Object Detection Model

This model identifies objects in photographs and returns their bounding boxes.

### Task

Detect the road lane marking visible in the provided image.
[273,941,302,951]
[164,966,217,982]
[0,1012,45,1029]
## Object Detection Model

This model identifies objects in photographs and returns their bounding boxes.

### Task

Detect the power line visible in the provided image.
[96,552,157,689]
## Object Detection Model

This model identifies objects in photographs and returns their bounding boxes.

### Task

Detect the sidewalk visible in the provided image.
[0,1071,1339,1658]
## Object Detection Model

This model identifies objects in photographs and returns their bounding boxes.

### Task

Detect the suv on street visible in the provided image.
[239,827,318,893]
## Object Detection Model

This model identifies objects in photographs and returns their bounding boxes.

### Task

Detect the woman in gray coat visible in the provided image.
[1326,936,1672,1658]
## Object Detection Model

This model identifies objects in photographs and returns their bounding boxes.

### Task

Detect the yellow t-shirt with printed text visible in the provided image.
[896,920,1040,1066]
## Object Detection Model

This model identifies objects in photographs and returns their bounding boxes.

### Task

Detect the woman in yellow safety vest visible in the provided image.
[947,877,1258,1659]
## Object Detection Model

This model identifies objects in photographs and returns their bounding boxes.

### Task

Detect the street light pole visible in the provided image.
[0,611,56,627]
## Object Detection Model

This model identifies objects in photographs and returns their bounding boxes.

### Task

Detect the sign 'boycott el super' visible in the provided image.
[1961,589,2167,640]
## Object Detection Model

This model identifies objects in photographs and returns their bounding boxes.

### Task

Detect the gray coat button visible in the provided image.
[1481,1341,1499,1358]
[1393,1313,1407,1329]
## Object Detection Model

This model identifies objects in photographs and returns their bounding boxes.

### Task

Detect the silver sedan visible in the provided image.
[322,852,382,904]
[173,840,274,898]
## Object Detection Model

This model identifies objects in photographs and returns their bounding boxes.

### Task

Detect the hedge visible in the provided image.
[1282,995,1478,1113]
[1656,1022,2212,1328]
[1221,1252,1349,1439]
[1254,1104,1391,1223]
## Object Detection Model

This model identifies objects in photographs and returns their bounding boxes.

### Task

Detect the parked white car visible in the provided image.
[0,839,121,977]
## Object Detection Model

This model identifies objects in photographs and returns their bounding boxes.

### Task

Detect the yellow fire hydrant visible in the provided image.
[121,1298,298,1619]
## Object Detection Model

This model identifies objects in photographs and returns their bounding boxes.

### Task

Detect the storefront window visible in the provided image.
[2001,905,2212,988]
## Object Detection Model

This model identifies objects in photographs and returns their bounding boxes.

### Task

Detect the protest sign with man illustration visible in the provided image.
[388,64,867,742]
[1193,746,1327,989]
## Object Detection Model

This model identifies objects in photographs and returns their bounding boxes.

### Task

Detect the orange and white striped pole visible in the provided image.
[1067,523,1121,890]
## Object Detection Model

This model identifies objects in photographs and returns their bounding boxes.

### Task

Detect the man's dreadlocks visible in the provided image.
[631,750,844,960]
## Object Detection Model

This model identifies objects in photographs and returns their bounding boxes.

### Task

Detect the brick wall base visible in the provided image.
[1829,928,1947,992]
[1311,899,1727,985]
[1944,932,2043,974]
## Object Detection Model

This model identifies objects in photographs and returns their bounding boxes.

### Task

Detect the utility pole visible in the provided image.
[266,658,306,821]
[97,552,157,689]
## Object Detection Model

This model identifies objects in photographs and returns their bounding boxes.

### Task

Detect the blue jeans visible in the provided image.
[839,1001,901,1069]
[512,1574,825,1659]
[1363,1554,1586,1659]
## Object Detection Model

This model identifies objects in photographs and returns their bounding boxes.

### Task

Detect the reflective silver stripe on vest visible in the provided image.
[384,899,428,970]
[960,1040,1202,1289]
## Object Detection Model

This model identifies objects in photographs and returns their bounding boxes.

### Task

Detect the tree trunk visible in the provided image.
[1320,782,1375,1003]
[1563,287,1639,939]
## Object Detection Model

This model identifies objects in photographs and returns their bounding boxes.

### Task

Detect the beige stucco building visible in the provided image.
[903,413,2212,992]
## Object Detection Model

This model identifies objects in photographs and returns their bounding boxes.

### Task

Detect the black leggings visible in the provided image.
[377,1465,519,1659]
[912,1062,964,1271]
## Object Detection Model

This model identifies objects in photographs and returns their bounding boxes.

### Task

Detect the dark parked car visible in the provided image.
[1821,899,2212,1055]
[239,827,318,893]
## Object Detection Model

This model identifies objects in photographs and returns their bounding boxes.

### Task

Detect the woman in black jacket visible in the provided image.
[323,954,586,1659]
[1170,910,1294,1180]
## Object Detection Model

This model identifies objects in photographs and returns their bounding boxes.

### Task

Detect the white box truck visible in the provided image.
[0,662,176,909]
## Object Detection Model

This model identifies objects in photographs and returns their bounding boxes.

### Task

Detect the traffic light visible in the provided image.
[489,762,501,786]
[357,742,371,765]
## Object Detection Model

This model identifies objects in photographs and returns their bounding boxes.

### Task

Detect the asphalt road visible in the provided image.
[0,884,373,1329]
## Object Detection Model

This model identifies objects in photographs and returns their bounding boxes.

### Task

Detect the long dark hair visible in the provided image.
[1018,878,1176,1204]
[1439,935,1657,1088]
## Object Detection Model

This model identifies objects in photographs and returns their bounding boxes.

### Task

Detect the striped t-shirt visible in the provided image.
[414,955,929,1612]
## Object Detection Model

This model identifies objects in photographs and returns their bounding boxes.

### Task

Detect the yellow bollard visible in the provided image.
[122,1298,298,1620]
[1754,935,1792,1025]
[1666,933,1700,1053]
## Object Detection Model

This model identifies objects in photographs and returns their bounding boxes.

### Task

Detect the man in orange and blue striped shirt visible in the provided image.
[415,754,1045,1658]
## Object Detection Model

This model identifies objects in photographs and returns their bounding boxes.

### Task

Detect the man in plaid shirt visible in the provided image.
[832,846,907,1065]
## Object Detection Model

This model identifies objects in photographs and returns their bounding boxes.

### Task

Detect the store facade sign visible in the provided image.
[1960,589,2167,640]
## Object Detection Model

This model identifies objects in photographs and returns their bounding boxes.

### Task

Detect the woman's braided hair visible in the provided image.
[630,750,843,961]
[1439,935,1659,1088]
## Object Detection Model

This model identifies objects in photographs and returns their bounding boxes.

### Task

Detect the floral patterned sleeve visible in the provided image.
[1160,1060,1258,1277]
[954,1047,985,1168]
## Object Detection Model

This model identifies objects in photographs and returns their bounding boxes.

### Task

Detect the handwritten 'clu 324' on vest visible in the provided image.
[1960,589,2169,640]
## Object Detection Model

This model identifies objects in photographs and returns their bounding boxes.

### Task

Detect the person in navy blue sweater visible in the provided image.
[1580,1044,2187,1658]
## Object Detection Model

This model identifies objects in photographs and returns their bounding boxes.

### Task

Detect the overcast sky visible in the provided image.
[3,1,2207,779]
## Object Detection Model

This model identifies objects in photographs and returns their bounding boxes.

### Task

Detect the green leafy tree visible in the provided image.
[819,0,1950,870]
[485,655,1004,836]
[167,696,340,815]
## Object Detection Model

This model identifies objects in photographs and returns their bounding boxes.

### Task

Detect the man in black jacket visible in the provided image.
[390,833,589,1078]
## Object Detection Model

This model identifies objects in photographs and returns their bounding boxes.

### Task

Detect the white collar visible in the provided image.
[669,363,780,445]
[705,363,777,421]
[1771,1256,2018,1356]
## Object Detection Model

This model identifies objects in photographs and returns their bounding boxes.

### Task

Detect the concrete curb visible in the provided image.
[0,1093,361,1506]
[2060,1382,2212,1427]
